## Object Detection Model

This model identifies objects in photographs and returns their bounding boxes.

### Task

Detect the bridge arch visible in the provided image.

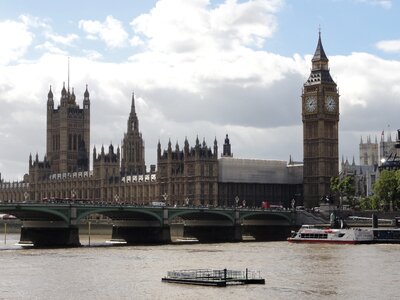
[239,211,292,224]
[168,209,235,223]
[0,205,70,223]
[76,207,163,224]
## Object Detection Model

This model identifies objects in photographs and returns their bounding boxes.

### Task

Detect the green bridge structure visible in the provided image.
[0,203,326,247]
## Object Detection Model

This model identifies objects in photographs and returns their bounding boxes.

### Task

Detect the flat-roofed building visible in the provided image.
[218,157,303,208]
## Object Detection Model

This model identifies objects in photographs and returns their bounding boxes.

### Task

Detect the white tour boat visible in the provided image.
[288,225,374,244]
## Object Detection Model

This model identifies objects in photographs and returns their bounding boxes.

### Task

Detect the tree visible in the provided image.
[330,175,356,208]
[373,169,400,210]
[359,195,380,210]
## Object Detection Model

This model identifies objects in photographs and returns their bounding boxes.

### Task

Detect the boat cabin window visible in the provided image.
[300,233,328,239]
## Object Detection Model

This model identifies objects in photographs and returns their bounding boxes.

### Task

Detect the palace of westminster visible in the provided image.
[0,34,390,208]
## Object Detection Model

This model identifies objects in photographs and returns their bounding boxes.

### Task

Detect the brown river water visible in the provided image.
[0,232,399,300]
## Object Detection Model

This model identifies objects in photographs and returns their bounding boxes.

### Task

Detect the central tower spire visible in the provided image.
[121,91,146,175]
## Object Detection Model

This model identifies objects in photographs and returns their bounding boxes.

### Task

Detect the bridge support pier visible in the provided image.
[20,225,81,247]
[242,225,292,241]
[183,225,242,243]
[111,225,171,244]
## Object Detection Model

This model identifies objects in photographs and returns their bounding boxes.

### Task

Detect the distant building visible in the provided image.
[359,133,400,166]
[0,84,302,206]
[341,157,376,197]
[340,131,400,198]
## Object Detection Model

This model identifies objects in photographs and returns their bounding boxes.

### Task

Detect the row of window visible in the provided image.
[300,233,328,239]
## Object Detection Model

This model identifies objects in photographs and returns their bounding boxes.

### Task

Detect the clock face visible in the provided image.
[325,96,336,112]
[305,96,317,113]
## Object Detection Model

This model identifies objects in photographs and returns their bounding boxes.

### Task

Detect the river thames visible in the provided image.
[1,233,399,300]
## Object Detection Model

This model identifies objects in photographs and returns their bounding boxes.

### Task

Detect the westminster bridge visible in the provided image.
[0,202,326,247]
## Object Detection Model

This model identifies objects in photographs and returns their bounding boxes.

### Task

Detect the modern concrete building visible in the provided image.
[218,157,302,208]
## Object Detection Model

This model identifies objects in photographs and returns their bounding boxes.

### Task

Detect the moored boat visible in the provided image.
[288,225,374,244]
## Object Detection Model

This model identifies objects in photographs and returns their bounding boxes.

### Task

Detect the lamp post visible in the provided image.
[24,191,29,203]
[114,194,120,204]
[162,193,168,205]
[3,222,6,245]
[71,189,76,200]
[235,196,239,209]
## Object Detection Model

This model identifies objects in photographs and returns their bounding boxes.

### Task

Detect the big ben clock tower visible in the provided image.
[302,32,339,208]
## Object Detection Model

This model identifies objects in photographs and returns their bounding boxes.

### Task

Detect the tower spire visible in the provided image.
[312,30,328,64]
[305,31,334,85]
[131,91,136,114]
[68,56,70,94]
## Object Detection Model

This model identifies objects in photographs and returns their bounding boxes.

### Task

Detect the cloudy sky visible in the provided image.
[1,0,400,180]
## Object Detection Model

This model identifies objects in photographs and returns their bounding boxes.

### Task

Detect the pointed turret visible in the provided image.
[222,134,232,157]
[157,140,162,159]
[48,85,53,100]
[71,87,76,104]
[184,137,189,154]
[131,91,136,114]
[168,139,172,150]
[61,82,67,97]
[127,91,138,132]
[93,146,97,161]
[213,137,218,158]
[47,86,54,111]
[109,143,114,155]
[83,84,90,111]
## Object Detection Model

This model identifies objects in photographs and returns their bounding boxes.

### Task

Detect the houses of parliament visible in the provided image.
[0,34,343,208]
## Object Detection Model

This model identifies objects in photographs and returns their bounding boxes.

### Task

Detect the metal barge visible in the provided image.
[162,268,265,287]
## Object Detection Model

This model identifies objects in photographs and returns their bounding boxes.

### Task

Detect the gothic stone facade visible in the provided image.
[302,33,339,208]
[0,86,219,205]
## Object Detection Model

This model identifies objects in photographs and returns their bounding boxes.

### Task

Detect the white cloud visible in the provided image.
[0,19,34,65]
[130,0,283,54]
[376,39,400,53]
[130,35,144,47]
[82,50,103,60]
[46,33,79,46]
[79,15,129,48]
[19,14,50,29]
[127,0,287,94]
[355,0,392,9]
[35,41,68,55]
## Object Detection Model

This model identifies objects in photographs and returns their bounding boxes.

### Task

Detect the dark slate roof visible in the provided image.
[305,70,334,85]
[312,33,328,62]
